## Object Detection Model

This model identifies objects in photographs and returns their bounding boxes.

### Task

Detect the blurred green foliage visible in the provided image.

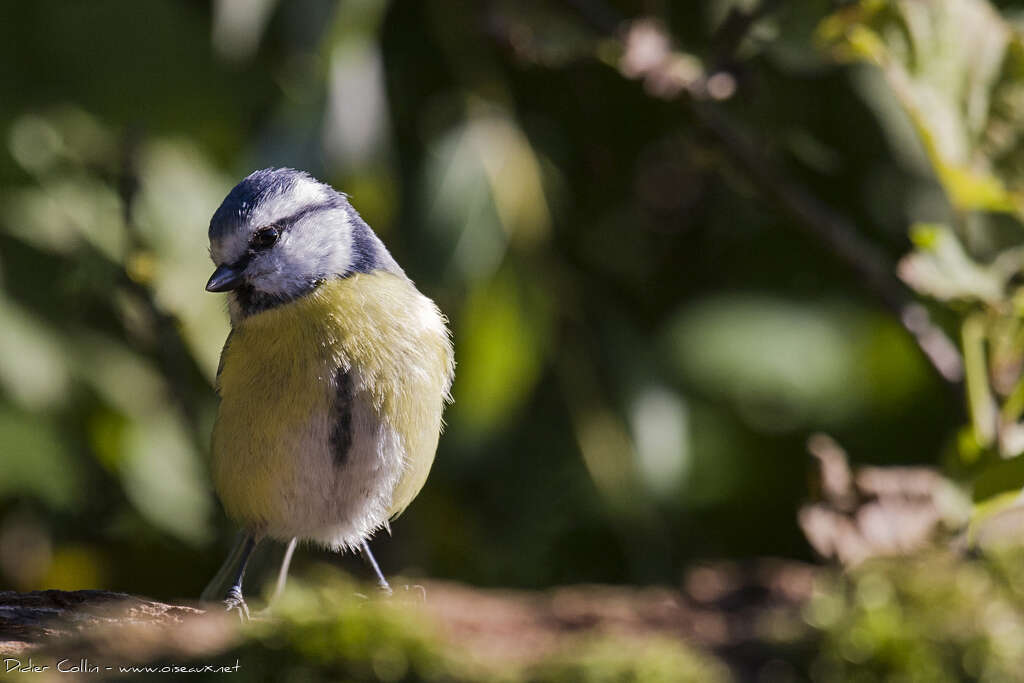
[3,0,1024,668]
[810,549,1024,681]
[821,0,1024,529]
[8,0,1024,680]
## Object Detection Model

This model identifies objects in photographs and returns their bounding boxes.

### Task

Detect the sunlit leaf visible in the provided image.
[898,223,1005,303]
[133,140,232,381]
[211,0,279,63]
[7,115,62,174]
[2,176,126,260]
[323,35,390,168]
[121,413,213,545]
[627,385,690,499]
[0,295,70,410]
[570,395,641,512]
[452,269,549,435]
[969,490,1024,549]
[819,0,1024,214]
[424,110,551,283]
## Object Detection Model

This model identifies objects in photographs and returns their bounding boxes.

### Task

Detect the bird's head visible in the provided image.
[206,168,394,317]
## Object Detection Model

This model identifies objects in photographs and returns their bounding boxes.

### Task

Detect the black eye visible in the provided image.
[251,226,280,250]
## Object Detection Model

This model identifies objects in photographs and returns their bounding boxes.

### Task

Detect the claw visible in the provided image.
[224,586,251,622]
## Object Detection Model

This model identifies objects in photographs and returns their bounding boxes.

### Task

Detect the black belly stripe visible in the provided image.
[331,367,353,468]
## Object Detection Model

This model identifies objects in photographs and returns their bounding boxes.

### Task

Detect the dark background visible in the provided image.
[0,0,1005,604]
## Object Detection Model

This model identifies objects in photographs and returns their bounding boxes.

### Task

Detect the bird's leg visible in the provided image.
[223,535,257,621]
[360,540,393,595]
[270,537,298,605]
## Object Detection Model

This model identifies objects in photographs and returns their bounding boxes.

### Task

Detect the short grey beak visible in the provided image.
[206,264,245,292]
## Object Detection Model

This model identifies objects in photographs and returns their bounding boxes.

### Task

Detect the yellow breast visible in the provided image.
[211,272,453,530]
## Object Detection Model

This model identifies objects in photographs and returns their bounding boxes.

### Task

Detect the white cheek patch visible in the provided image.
[292,209,355,277]
[245,209,355,297]
[211,177,331,268]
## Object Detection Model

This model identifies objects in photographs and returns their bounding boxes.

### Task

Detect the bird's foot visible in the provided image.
[224,586,251,622]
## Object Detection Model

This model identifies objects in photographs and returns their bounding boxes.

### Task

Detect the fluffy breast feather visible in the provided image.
[211,272,453,542]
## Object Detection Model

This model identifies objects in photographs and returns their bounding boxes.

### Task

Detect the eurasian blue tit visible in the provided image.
[199,168,454,615]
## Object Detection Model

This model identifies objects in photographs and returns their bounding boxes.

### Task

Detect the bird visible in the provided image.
[199,168,454,616]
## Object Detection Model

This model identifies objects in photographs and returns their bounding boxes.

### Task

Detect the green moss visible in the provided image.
[811,551,1024,682]
[172,569,733,683]
[128,552,1024,682]
[524,636,732,683]
[234,571,445,682]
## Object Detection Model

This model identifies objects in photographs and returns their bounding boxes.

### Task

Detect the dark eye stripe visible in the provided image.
[261,196,346,234]
[244,196,345,254]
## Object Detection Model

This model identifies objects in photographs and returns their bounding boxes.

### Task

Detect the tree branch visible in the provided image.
[557,0,964,384]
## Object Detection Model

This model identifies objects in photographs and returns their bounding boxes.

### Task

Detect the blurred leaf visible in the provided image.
[70,333,169,415]
[133,140,232,381]
[7,108,118,176]
[211,0,279,63]
[0,295,70,410]
[972,455,1024,503]
[665,295,928,431]
[120,412,213,545]
[70,334,213,543]
[86,406,130,471]
[757,1,837,73]
[567,384,644,514]
[424,110,551,283]
[969,490,1024,549]
[7,114,62,174]
[3,175,126,260]
[898,223,1006,303]
[627,385,690,499]
[453,269,549,436]
[820,0,1024,215]
[322,3,391,169]
[0,408,80,509]
[41,544,107,591]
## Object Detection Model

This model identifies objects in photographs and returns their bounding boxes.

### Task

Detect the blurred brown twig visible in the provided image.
[554,0,964,385]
